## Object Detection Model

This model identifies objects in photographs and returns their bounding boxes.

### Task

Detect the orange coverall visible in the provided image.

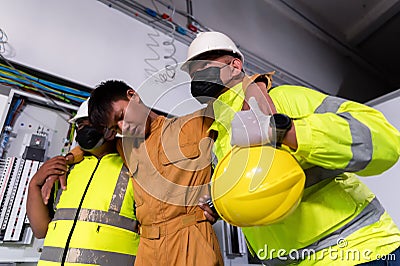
[125,108,223,266]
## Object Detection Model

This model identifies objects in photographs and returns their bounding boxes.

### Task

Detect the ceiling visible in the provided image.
[281,0,400,100]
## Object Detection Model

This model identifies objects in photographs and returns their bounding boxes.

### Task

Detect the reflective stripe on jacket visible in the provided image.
[211,81,400,265]
[38,153,139,265]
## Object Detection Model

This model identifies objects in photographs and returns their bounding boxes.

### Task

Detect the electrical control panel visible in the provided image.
[0,87,78,263]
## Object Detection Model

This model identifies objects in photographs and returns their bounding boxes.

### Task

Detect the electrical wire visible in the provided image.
[144,0,179,83]
[0,69,85,103]
[0,71,70,102]
[0,64,89,101]
[0,28,8,54]
[0,62,89,105]
[160,0,179,81]
[150,0,162,16]
[144,29,161,77]
[0,65,89,97]
[9,99,24,126]
[0,26,88,110]
[157,0,179,82]
[100,0,319,90]
[1,98,24,158]
[152,0,211,31]
[0,53,74,121]
[1,27,89,105]
[4,98,22,126]
[0,78,73,103]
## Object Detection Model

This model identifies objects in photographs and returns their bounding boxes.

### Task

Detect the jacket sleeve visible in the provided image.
[67,145,85,164]
[270,85,400,176]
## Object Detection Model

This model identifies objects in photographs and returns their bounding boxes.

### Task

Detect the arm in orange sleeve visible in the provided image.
[65,145,85,164]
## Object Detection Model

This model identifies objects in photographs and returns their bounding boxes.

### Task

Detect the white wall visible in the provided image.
[0,0,203,115]
[362,89,400,226]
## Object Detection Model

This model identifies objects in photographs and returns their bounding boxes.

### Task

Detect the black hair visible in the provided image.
[88,80,132,129]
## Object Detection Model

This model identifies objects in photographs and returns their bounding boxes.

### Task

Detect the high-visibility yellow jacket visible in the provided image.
[210,80,400,265]
[38,153,140,266]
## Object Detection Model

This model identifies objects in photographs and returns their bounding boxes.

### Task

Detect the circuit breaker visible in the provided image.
[0,88,77,263]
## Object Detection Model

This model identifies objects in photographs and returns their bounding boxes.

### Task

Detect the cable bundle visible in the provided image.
[0,63,90,105]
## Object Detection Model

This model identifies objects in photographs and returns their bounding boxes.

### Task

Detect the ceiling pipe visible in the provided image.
[97,0,319,89]
[186,0,193,27]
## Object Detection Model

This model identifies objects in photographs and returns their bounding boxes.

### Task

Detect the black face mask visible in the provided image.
[191,66,226,104]
[75,125,105,151]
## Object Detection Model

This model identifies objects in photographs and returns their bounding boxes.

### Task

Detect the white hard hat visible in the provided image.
[69,98,89,124]
[181,31,244,73]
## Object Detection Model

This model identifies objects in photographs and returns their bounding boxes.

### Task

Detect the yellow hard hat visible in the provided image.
[211,146,305,227]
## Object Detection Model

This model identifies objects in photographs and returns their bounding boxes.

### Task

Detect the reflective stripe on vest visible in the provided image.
[40,155,138,264]
[53,208,138,233]
[260,197,384,264]
[314,95,346,113]
[211,83,387,261]
[315,96,373,173]
[109,165,130,212]
[40,246,135,265]
[338,112,372,172]
[302,96,347,187]
[302,96,374,187]
[51,164,136,232]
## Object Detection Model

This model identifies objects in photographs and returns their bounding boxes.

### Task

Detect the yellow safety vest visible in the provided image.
[38,153,139,266]
[210,80,400,265]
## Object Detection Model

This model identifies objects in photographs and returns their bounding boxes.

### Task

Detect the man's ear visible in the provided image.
[127,89,135,100]
[127,89,141,103]
[231,58,243,76]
